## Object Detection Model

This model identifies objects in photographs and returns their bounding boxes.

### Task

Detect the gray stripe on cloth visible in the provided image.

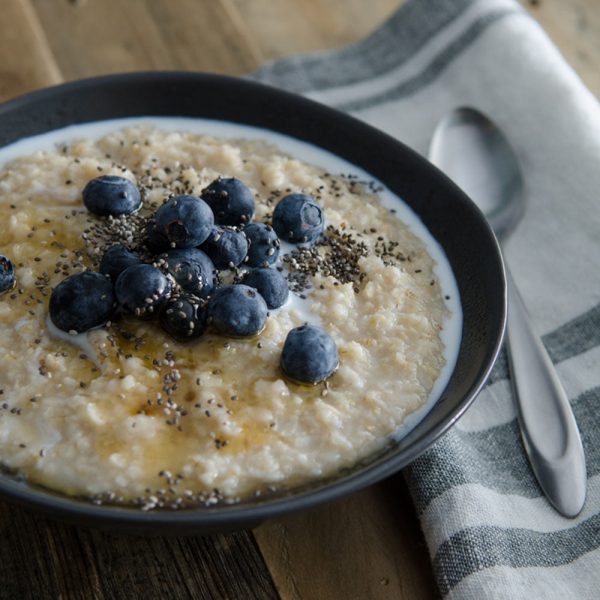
[488,302,600,384]
[251,0,475,94]
[433,514,600,596]
[332,7,519,113]
[405,385,600,515]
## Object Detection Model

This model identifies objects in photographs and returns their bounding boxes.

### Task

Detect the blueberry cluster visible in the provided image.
[47,174,338,383]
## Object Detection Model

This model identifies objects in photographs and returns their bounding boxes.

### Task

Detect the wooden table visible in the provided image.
[0,1,597,598]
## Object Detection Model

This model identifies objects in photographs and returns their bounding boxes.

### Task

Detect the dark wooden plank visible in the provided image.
[30,0,172,78]
[0,0,62,101]
[144,0,263,73]
[255,475,437,600]
[230,0,401,60]
[30,0,263,80]
[0,501,279,600]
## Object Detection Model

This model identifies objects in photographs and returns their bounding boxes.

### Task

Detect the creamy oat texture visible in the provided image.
[0,125,448,507]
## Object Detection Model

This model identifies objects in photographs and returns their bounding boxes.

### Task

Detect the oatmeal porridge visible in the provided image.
[0,119,460,509]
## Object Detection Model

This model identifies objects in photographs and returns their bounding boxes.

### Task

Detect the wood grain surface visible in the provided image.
[0,1,597,599]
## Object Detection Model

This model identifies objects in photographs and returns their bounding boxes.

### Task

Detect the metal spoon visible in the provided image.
[429,107,586,517]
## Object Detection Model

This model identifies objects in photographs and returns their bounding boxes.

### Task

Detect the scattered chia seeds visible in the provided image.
[283,224,369,292]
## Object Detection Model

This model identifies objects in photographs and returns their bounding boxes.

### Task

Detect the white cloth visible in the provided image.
[252,1,600,597]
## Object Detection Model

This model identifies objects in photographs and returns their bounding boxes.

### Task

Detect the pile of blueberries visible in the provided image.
[45,174,339,384]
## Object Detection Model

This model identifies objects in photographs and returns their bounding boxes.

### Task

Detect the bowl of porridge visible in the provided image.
[0,73,505,533]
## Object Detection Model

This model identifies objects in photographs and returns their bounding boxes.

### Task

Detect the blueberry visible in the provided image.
[160,294,207,341]
[244,223,280,267]
[49,271,116,333]
[154,195,214,248]
[272,194,324,244]
[99,245,142,282]
[208,284,268,337]
[163,248,216,298]
[200,226,248,270]
[281,324,339,384]
[144,219,171,254]
[83,175,142,217]
[115,264,172,318]
[201,177,255,226]
[0,255,16,294]
[242,268,289,309]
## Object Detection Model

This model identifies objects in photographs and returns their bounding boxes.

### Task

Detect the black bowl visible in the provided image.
[0,72,505,534]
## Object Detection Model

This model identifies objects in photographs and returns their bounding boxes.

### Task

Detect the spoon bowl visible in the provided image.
[429,107,525,241]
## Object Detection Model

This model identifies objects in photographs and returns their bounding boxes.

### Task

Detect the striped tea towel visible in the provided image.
[251,0,600,598]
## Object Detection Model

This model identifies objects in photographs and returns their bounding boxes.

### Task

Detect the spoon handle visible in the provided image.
[505,266,586,517]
